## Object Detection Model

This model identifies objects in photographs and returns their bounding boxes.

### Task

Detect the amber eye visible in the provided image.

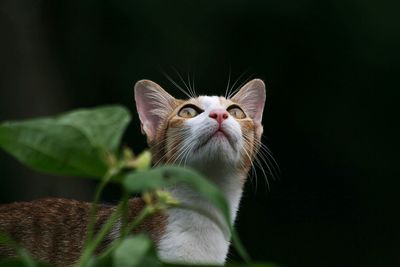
[227,105,246,119]
[178,105,202,118]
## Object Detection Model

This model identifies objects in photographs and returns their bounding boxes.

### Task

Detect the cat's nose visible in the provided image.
[209,109,229,124]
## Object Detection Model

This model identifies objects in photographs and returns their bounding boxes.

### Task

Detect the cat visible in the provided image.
[0,78,266,266]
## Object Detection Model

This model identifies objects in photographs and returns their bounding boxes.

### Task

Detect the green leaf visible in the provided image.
[112,234,154,267]
[54,105,131,152]
[122,169,168,193]
[123,166,231,232]
[0,105,131,178]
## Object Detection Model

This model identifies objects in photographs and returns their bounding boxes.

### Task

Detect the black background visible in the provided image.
[0,1,399,266]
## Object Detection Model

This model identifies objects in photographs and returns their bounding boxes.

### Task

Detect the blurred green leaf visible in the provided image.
[53,106,131,152]
[0,105,130,178]
[123,166,231,232]
[16,248,38,267]
[112,234,156,267]
[122,169,168,193]
[0,233,13,245]
[0,258,49,267]
[0,233,39,267]
[0,259,29,267]
[133,150,152,170]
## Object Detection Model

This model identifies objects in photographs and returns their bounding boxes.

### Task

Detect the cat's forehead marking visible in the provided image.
[198,96,233,110]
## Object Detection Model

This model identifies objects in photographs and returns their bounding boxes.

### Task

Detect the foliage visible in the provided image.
[0,106,130,177]
[0,105,276,267]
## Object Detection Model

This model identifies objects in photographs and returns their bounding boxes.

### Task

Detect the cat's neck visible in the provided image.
[189,163,245,223]
[164,162,247,232]
[157,164,245,264]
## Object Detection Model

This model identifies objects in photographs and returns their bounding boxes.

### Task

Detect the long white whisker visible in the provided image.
[191,72,197,97]
[224,69,232,99]
[239,139,259,192]
[173,68,195,98]
[242,132,280,189]
[186,72,196,99]
[227,70,249,99]
[163,71,192,99]
[244,135,271,190]
[228,73,256,99]
[152,130,192,166]
[251,137,281,179]
[170,140,194,166]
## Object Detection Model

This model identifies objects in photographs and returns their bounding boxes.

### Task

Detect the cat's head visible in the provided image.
[134,79,265,180]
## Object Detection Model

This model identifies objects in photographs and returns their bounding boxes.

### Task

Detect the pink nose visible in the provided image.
[209,109,229,124]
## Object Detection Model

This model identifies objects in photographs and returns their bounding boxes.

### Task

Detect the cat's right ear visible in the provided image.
[134,80,176,141]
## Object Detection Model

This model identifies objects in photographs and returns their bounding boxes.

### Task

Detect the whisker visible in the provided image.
[191,71,197,98]
[169,140,193,166]
[151,130,191,165]
[251,138,281,179]
[242,132,280,191]
[176,142,195,167]
[227,73,256,99]
[173,68,195,98]
[242,135,270,191]
[224,68,232,99]
[162,71,192,99]
[226,70,249,99]
[186,72,196,99]
[239,141,258,192]
[157,130,204,166]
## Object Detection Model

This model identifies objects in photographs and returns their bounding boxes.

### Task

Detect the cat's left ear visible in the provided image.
[231,79,266,124]
[134,80,176,141]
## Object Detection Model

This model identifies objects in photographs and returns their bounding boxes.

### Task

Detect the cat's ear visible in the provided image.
[134,80,176,140]
[231,79,266,124]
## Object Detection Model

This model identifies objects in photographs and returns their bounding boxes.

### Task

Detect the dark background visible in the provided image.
[0,0,399,266]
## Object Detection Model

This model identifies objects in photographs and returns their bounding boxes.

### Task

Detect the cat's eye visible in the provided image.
[227,105,246,119]
[178,105,202,118]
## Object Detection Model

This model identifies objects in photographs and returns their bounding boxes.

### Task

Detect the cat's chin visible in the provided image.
[195,128,237,151]
[189,135,240,167]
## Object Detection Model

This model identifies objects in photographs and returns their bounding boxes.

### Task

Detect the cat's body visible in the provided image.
[0,198,165,266]
[0,79,266,266]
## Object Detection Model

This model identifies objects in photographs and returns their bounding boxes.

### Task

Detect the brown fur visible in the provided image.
[0,198,166,266]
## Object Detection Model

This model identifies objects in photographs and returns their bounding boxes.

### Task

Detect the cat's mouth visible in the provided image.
[195,128,236,152]
[213,129,227,137]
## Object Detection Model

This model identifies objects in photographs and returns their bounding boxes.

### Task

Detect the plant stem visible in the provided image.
[76,201,123,267]
[76,168,118,267]
[85,169,115,245]
[124,205,154,236]
[95,205,154,261]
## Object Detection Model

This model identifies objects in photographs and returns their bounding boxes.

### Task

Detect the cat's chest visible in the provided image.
[156,178,243,265]
[157,208,230,264]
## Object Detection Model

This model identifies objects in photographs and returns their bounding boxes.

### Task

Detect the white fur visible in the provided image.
[157,96,246,265]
